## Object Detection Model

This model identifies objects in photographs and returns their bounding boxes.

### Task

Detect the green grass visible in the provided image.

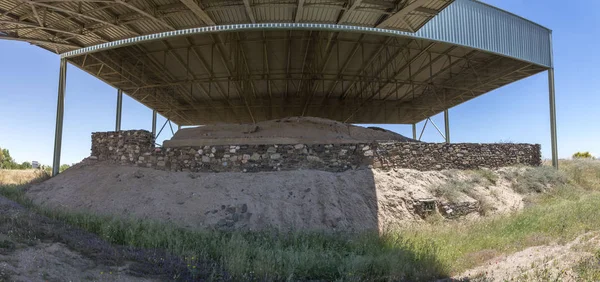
[574,250,600,281]
[0,160,599,281]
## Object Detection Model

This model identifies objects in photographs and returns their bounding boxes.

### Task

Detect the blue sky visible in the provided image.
[0,0,598,166]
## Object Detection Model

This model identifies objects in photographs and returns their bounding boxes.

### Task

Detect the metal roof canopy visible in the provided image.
[54,0,552,126]
[62,24,548,125]
[0,0,558,174]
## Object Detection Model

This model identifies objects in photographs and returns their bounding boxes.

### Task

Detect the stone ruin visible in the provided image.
[89,130,541,173]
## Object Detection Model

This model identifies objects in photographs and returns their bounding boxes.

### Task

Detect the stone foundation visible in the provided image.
[90,130,541,172]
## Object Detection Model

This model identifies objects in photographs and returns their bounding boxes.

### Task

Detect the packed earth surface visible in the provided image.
[26,162,527,232]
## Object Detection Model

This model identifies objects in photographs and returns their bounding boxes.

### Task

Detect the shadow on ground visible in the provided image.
[0,195,226,281]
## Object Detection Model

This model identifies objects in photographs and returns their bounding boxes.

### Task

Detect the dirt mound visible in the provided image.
[27,161,526,232]
[0,169,49,185]
[165,116,415,146]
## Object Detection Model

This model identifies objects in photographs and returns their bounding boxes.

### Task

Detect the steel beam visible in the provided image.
[152,110,157,139]
[115,89,123,131]
[444,109,450,143]
[52,58,67,177]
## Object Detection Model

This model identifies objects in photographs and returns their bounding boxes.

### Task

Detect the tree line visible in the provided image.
[0,147,71,172]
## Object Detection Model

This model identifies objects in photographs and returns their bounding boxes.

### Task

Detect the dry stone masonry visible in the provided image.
[90,130,541,172]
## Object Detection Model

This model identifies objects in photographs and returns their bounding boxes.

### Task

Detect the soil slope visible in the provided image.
[27,161,525,232]
[165,116,415,146]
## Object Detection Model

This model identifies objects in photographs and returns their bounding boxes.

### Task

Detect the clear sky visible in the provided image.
[1,0,598,166]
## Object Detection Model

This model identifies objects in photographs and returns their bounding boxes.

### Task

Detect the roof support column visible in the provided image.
[548,33,558,169]
[412,123,417,140]
[548,68,558,169]
[115,89,123,132]
[152,110,157,140]
[444,110,450,143]
[52,58,67,177]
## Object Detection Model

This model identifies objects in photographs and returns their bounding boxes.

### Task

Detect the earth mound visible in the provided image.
[26,161,527,232]
[165,116,415,147]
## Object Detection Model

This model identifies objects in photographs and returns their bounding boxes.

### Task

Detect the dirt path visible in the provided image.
[0,195,220,281]
[455,232,600,281]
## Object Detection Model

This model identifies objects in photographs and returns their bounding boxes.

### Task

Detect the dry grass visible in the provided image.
[0,169,49,185]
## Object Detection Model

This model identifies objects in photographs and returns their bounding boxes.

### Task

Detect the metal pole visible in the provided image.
[548,68,558,169]
[429,117,446,141]
[418,118,429,141]
[548,32,558,169]
[151,110,157,139]
[115,89,123,132]
[412,123,417,140]
[444,109,450,143]
[52,58,67,177]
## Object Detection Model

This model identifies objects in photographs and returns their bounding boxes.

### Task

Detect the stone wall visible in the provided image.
[90,130,541,172]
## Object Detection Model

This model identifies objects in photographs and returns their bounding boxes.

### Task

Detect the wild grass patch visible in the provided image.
[509,165,568,194]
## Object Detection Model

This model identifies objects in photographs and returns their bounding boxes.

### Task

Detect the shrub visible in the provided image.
[573,152,594,159]
[474,169,499,185]
[511,166,568,194]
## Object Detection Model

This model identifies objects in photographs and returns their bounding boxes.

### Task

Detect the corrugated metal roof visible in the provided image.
[1,0,456,54]
[0,0,553,125]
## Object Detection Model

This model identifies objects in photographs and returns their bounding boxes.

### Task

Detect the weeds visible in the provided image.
[574,250,600,281]
[433,179,468,202]
[474,169,499,185]
[560,159,600,190]
[510,166,568,194]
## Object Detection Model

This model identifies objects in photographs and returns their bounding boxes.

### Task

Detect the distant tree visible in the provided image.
[573,151,593,159]
[20,162,32,169]
[0,148,18,169]
[59,164,71,172]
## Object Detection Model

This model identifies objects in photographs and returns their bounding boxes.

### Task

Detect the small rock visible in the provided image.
[362,146,370,151]
[202,156,211,163]
[89,156,98,160]
[294,144,304,150]
[307,155,321,162]
[267,147,277,153]
[133,171,144,178]
[270,153,281,160]
[363,150,374,157]
[250,153,261,161]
